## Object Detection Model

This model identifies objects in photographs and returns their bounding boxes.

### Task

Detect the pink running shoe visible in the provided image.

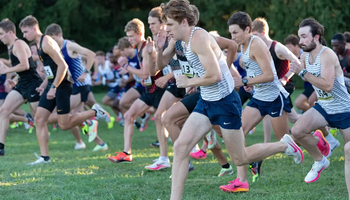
[189,150,207,160]
[313,130,330,157]
[220,178,249,193]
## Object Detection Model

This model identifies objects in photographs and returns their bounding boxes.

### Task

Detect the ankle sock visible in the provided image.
[0,143,4,149]
[123,151,130,155]
[100,142,105,147]
[201,149,206,154]
[41,156,50,161]
[222,163,230,169]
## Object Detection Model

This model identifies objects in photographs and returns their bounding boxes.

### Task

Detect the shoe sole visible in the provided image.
[219,171,234,177]
[108,157,131,163]
[219,187,249,193]
[145,166,171,171]
[150,144,159,148]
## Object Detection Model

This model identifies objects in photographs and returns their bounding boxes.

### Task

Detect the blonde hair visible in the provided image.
[252,17,269,34]
[124,18,144,36]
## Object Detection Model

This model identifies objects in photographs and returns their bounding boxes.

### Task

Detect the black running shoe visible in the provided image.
[134,121,141,129]
[25,113,35,127]
[150,140,159,148]
[249,160,263,182]
[0,149,4,156]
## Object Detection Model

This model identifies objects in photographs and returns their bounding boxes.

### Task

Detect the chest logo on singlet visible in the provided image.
[129,62,137,68]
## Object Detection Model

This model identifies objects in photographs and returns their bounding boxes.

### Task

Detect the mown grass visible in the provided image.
[0,90,348,200]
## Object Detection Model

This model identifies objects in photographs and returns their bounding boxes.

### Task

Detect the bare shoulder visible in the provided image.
[250,36,269,55]
[321,47,337,62]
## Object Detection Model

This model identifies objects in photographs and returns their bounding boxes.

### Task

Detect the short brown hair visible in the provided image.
[252,18,268,33]
[117,37,132,50]
[45,23,63,36]
[161,0,198,26]
[344,31,350,43]
[0,18,16,34]
[227,11,252,32]
[149,7,162,23]
[124,18,144,35]
[19,15,39,28]
[299,18,324,43]
[95,51,105,57]
[284,34,299,46]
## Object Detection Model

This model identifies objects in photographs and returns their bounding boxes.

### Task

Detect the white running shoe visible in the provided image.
[88,120,98,143]
[74,142,86,150]
[304,158,330,183]
[27,153,50,165]
[280,134,303,164]
[145,159,171,171]
[326,139,340,158]
[218,165,234,177]
[92,104,111,123]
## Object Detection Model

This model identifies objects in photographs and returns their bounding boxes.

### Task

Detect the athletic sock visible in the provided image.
[325,134,336,142]
[159,156,169,162]
[141,113,146,118]
[0,143,4,149]
[221,163,230,169]
[123,151,130,155]
[318,156,326,164]
[201,149,206,154]
[99,142,105,147]
[41,156,50,161]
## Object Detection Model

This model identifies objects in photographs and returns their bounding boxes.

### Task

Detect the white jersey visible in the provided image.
[305,46,350,114]
[184,27,234,101]
[98,60,118,88]
[241,35,288,101]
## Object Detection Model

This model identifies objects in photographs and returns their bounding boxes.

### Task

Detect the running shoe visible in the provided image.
[134,121,141,129]
[74,142,86,150]
[304,158,330,183]
[248,127,256,135]
[92,104,111,123]
[140,113,150,132]
[88,120,98,143]
[0,149,4,156]
[280,134,303,164]
[218,165,234,177]
[93,143,108,152]
[145,158,171,171]
[189,149,206,160]
[328,127,338,136]
[150,140,159,148]
[53,123,58,131]
[206,129,217,150]
[313,130,330,157]
[10,122,18,129]
[249,160,263,182]
[27,153,50,165]
[107,116,115,129]
[219,178,249,193]
[108,152,132,163]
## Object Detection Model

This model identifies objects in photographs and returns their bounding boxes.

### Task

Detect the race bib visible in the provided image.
[162,65,172,75]
[246,71,259,87]
[179,60,193,77]
[44,66,54,79]
[144,76,152,86]
[315,88,333,100]
[173,69,183,78]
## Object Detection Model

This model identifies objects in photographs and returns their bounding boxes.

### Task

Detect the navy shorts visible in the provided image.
[313,103,350,129]
[193,91,242,130]
[247,93,291,118]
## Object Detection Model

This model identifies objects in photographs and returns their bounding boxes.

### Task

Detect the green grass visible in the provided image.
[0,90,348,200]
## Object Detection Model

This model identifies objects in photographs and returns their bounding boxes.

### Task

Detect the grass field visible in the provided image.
[0,90,348,200]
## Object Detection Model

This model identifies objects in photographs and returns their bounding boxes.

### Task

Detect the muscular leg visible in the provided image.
[291,108,328,162]
[162,101,189,142]
[119,88,141,115]
[0,91,25,144]
[123,99,150,153]
[154,91,180,157]
[34,107,53,156]
[263,116,272,143]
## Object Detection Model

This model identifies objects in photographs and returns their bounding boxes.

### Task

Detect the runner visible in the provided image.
[19,15,110,164]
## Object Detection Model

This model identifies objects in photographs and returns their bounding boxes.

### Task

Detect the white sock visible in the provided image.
[318,156,326,164]
[325,133,335,142]
[159,156,169,162]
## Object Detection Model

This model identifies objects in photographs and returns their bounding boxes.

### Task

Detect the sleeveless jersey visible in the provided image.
[98,60,118,88]
[10,39,41,82]
[128,49,142,83]
[61,40,89,87]
[37,35,68,84]
[306,46,350,114]
[185,27,234,101]
[241,35,288,101]
[175,40,194,78]
[269,41,290,79]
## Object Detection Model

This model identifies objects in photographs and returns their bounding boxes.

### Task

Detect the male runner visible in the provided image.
[344,32,350,49]
[19,15,110,164]
[161,3,302,199]
[108,16,166,163]
[290,18,350,198]
[45,23,108,151]
[0,18,41,156]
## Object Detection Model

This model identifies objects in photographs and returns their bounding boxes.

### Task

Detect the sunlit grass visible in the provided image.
[0,91,348,200]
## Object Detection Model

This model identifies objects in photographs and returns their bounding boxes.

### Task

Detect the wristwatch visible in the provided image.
[242,78,248,86]
[84,69,89,73]
[50,84,57,89]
